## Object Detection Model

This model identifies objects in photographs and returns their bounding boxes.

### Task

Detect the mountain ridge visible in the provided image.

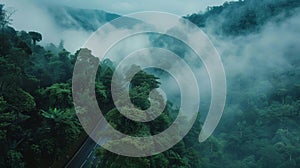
[47,5,120,31]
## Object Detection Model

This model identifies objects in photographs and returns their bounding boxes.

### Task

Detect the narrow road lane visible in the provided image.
[65,137,98,168]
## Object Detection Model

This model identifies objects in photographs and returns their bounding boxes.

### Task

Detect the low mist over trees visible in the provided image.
[187,0,300,35]
[1,0,300,167]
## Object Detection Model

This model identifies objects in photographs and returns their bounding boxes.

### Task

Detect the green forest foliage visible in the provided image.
[0,4,204,167]
[185,0,300,167]
[0,5,82,167]
[95,69,202,167]
[1,0,300,167]
[187,0,300,35]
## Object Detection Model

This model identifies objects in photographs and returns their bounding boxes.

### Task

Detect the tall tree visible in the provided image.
[0,4,14,29]
[28,31,42,46]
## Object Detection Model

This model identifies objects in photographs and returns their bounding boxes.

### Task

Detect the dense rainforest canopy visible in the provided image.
[1,0,300,167]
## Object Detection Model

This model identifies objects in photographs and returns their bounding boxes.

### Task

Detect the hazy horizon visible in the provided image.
[3,0,234,16]
[1,0,237,53]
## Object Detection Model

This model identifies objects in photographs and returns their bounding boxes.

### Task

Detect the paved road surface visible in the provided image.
[65,119,108,168]
[64,136,101,168]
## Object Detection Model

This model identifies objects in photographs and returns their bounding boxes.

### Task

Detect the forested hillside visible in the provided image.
[186,0,300,167]
[1,0,300,167]
[0,4,84,167]
[0,4,203,167]
[187,0,300,35]
[47,6,120,32]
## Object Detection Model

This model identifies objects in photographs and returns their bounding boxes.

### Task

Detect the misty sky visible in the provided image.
[1,0,235,52]
[3,0,233,15]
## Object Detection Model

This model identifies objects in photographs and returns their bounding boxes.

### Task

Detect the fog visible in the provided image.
[2,0,236,53]
[3,0,233,16]
[212,8,300,96]
[2,0,300,119]
[2,0,92,52]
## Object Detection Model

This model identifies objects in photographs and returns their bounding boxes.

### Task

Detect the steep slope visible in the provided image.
[47,6,120,31]
[187,0,300,35]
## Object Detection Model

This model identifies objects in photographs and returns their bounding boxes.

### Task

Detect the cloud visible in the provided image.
[3,0,234,16]
[2,0,92,53]
[1,0,235,52]
[207,8,300,110]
